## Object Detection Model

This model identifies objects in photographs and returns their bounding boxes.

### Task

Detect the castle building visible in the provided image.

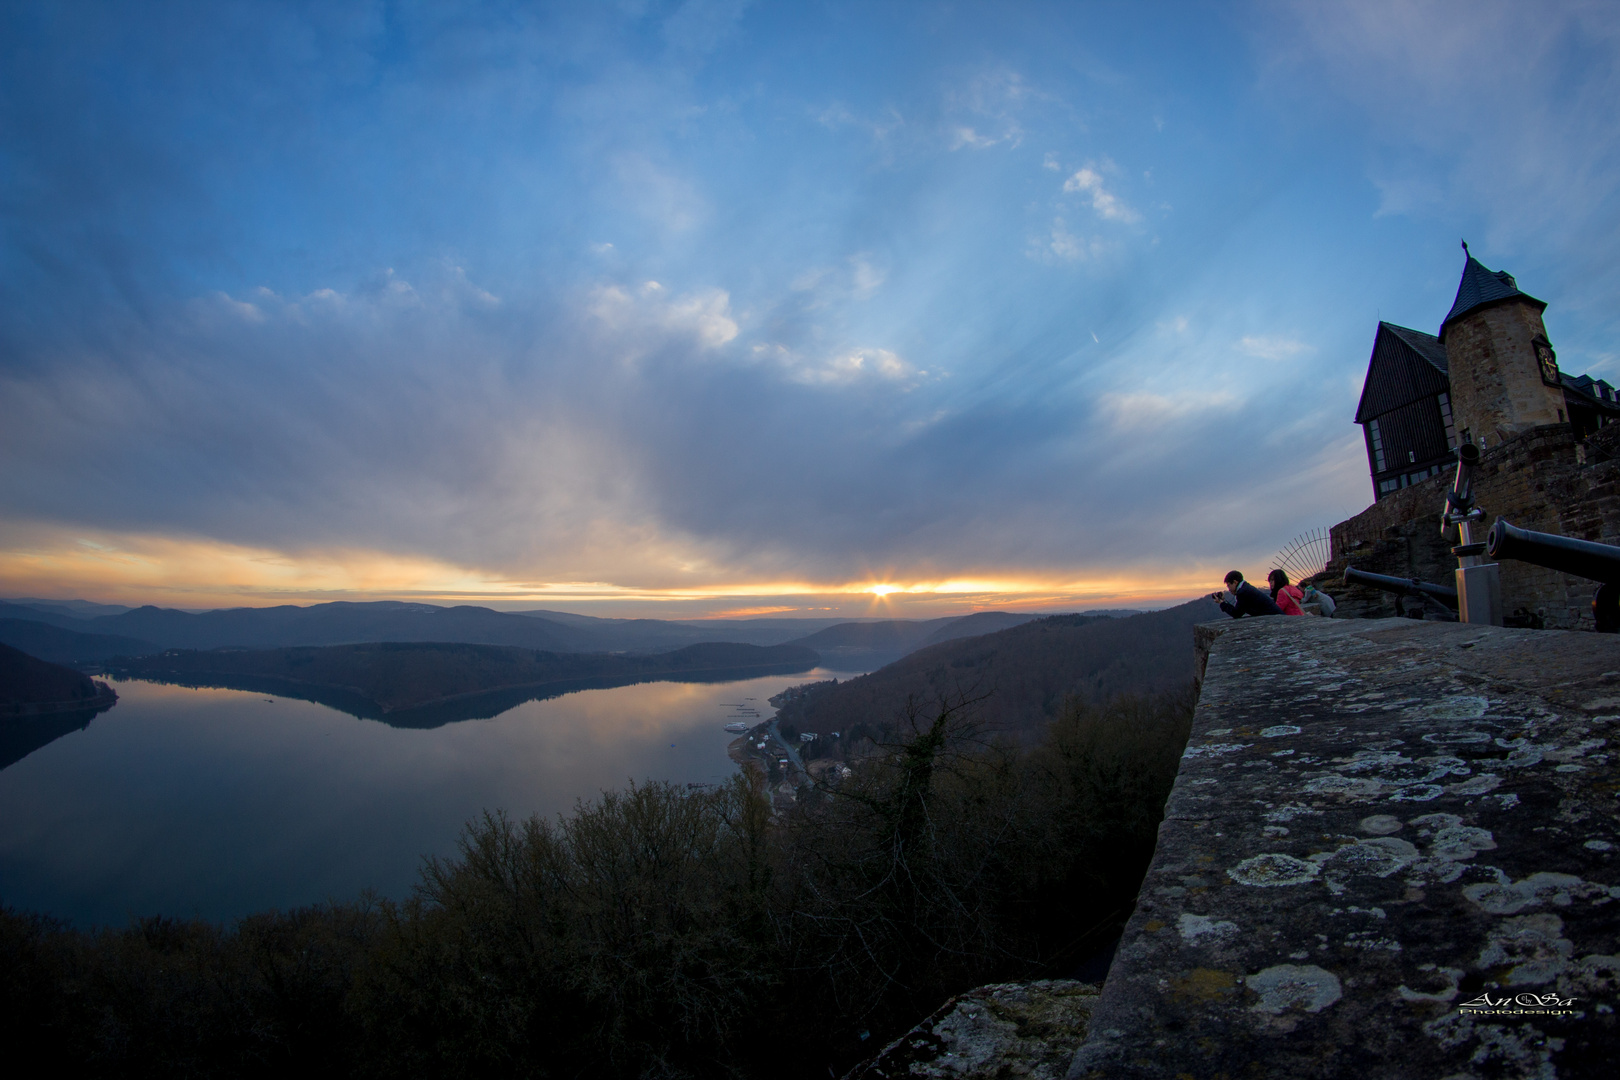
[1354,250,1620,499]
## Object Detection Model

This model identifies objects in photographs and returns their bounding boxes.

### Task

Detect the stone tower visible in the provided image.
[1439,250,1564,447]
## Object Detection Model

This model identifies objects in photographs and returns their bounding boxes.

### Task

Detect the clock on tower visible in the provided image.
[1535,338,1560,388]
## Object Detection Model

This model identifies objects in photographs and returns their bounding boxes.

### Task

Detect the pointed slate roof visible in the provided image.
[1439,255,1545,340]
[1354,322,1452,423]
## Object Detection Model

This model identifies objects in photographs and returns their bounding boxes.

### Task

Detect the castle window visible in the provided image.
[1438,393,1456,448]
[1368,418,1386,472]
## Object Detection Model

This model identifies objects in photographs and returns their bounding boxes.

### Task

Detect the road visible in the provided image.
[766,719,806,775]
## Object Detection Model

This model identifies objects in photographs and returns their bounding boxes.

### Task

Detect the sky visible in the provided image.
[3,0,1619,618]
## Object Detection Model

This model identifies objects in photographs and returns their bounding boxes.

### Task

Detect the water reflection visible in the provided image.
[127,659,818,728]
[0,670,842,927]
[0,707,108,771]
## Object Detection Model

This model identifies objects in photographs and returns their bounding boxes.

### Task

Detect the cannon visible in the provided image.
[1485,518,1620,632]
[1344,565,1459,620]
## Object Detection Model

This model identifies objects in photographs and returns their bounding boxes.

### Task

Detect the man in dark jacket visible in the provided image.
[1211,570,1283,618]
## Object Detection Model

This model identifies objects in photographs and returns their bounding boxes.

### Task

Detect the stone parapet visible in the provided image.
[1068,616,1618,1079]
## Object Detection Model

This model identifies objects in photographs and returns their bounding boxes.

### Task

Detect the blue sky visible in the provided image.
[3,1,1619,615]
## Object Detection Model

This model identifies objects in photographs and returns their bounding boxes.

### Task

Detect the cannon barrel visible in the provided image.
[1485,519,1620,585]
[1344,565,1460,608]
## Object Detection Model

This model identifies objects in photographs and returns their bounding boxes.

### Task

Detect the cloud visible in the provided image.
[661,0,751,57]
[814,102,904,143]
[1257,1,1620,254]
[1098,389,1240,430]
[613,154,708,232]
[0,2,1429,610]
[1238,335,1313,361]
[589,281,739,353]
[1063,164,1140,223]
[849,254,886,297]
[950,126,1003,150]
[1037,217,1109,262]
[944,69,1030,150]
[749,342,920,386]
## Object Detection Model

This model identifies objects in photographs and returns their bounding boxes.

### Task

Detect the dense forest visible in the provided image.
[0,684,1194,1079]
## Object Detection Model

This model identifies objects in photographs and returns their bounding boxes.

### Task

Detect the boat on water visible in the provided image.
[723,721,751,733]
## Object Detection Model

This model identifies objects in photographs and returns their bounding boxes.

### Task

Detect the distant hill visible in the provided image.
[511,610,854,651]
[53,601,591,653]
[774,599,1220,745]
[0,619,158,664]
[0,601,88,630]
[2,597,135,618]
[916,610,1045,646]
[0,598,1056,659]
[782,612,1045,670]
[110,641,821,727]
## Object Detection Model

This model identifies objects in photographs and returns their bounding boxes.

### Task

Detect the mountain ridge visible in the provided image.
[0,598,1085,660]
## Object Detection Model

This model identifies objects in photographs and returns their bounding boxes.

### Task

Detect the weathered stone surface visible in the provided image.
[846,980,1099,1079]
[1070,616,1620,1079]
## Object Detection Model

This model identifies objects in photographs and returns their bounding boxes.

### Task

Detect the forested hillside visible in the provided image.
[775,599,1220,747]
[0,685,1195,1079]
[0,618,157,664]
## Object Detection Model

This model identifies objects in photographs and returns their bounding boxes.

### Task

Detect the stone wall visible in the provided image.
[1068,616,1619,1079]
[1327,421,1620,630]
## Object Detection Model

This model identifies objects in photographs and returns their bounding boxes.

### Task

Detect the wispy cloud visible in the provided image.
[749,342,921,387]
[1237,335,1313,361]
[1062,164,1140,223]
[1035,217,1109,262]
[589,281,740,354]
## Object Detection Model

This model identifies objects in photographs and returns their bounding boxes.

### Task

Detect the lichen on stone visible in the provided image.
[1228,853,1320,886]
[1462,871,1592,914]
[1246,964,1342,1014]
[1177,913,1239,942]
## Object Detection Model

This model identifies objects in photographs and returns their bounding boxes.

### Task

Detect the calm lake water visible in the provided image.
[0,670,842,927]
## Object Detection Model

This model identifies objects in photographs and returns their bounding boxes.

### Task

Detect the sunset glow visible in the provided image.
[3,3,1614,622]
[0,525,1230,617]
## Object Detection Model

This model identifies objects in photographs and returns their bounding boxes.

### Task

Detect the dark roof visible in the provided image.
[1381,322,1447,374]
[1440,256,1545,340]
[1561,372,1620,413]
[1354,322,1452,423]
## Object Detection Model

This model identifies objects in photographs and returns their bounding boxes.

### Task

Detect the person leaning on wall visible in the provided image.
[1209,570,1283,618]
[1267,569,1306,616]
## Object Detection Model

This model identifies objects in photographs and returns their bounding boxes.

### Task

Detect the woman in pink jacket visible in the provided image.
[1268,569,1306,616]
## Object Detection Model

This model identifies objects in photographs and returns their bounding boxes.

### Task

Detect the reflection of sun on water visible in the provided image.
[516,679,740,744]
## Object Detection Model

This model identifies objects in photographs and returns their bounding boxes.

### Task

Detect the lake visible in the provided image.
[0,669,844,927]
